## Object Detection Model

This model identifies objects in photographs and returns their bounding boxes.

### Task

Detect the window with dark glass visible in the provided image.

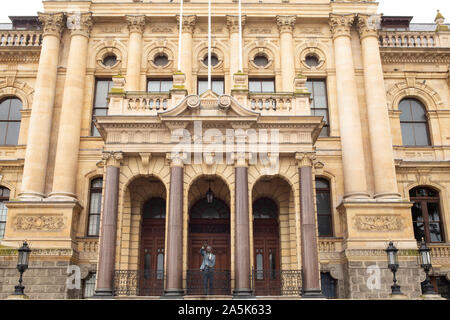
[190,198,229,219]
[102,54,117,67]
[253,54,269,68]
[147,79,173,93]
[424,276,450,299]
[253,197,277,219]
[305,54,320,68]
[410,187,444,243]
[399,98,431,146]
[249,79,275,93]
[306,79,329,137]
[87,178,103,236]
[142,197,166,219]
[0,97,22,145]
[91,79,113,137]
[202,53,219,67]
[197,78,224,95]
[321,272,337,299]
[0,187,10,239]
[316,178,333,237]
[153,53,169,67]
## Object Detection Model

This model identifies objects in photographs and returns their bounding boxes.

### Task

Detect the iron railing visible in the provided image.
[113,270,164,296]
[186,269,231,295]
[251,269,302,296]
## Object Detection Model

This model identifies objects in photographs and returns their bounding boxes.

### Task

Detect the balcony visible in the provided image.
[0,30,42,47]
[379,31,437,48]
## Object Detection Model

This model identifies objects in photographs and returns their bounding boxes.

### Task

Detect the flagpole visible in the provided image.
[238,0,243,72]
[208,0,212,90]
[177,0,184,71]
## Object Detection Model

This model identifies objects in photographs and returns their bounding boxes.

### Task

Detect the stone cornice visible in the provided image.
[126,15,146,34]
[226,15,246,34]
[38,12,65,39]
[276,15,296,33]
[67,12,93,38]
[176,15,197,34]
[356,13,379,40]
[380,48,450,64]
[329,13,355,39]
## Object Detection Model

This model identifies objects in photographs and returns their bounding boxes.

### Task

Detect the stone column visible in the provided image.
[277,16,296,93]
[19,13,64,200]
[233,154,253,297]
[296,152,323,298]
[177,15,197,94]
[164,155,184,297]
[329,14,369,199]
[126,15,146,92]
[49,13,93,200]
[226,15,246,78]
[94,152,122,297]
[357,15,401,200]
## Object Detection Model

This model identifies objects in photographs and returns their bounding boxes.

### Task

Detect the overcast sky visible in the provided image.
[0,0,448,23]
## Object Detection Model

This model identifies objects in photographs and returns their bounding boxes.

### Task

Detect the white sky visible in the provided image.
[0,0,448,23]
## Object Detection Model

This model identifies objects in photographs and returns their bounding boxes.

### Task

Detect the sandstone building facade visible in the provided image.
[0,0,449,299]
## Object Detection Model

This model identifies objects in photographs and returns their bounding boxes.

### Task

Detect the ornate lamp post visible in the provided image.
[418,238,435,295]
[206,180,214,204]
[13,241,31,296]
[386,241,403,295]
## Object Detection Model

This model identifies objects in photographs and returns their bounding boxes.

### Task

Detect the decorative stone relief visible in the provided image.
[276,15,297,33]
[13,215,66,231]
[126,15,146,34]
[38,12,65,39]
[67,12,93,38]
[226,15,246,34]
[177,15,197,33]
[329,14,355,39]
[353,215,404,232]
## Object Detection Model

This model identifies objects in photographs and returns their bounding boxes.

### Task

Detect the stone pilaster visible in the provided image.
[94,151,123,297]
[357,14,401,200]
[329,14,369,200]
[19,12,65,200]
[126,15,146,91]
[164,154,185,297]
[226,15,246,77]
[277,16,296,92]
[49,12,93,200]
[296,152,324,298]
[176,15,197,94]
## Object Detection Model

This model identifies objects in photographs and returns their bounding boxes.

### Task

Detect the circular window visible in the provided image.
[305,54,320,68]
[203,53,219,67]
[153,53,169,67]
[102,54,118,67]
[253,54,269,68]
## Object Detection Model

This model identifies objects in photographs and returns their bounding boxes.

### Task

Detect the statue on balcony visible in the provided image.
[200,243,216,295]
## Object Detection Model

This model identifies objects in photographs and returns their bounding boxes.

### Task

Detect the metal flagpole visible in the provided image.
[177,0,184,71]
[238,0,243,72]
[208,0,212,90]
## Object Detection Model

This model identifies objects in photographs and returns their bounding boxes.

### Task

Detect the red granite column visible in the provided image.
[164,158,184,297]
[233,163,253,297]
[94,152,122,297]
[297,152,324,298]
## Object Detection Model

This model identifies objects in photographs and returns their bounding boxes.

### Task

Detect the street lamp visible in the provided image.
[13,241,31,296]
[418,238,435,295]
[386,241,403,295]
[206,180,214,204]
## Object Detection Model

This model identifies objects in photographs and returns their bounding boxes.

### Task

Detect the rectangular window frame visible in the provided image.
[248,78,276,93]
[91,78,113,137]
[197,77,225,96]
[307,78,330,137]
[86,179,103,237]
[147,78,173,93]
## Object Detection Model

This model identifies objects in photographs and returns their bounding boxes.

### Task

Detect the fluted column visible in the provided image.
[277,16,296,93]
[226,15,246,77]
[126,15,146,92]
[164,155,184,296]
[177,15,197,94]
[49,13,93,200]
[329,14,369,199]
[94,152,122,297]
[19,13,64,200]
[233,154,253,297]
[296,152,324,298]
[357,15,401,200]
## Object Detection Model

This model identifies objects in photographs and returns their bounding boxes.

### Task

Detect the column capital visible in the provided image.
[295,152,316,168]
[233,152,249,167]
[329,13,356,39]
[276,15,296,33]
[357,14,380,40]
[176,15,197,34]
[166,153,186,167]
[226,15,246,34]
[67,12,93,38]
[126,15,146,34]
[38,12,65,39]
[102,151,123,167]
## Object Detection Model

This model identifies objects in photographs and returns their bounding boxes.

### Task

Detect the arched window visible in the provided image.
[410,187,444,243]
[0,97,22,145]
[0,186,11,239]
[399,98,431,146]
[190,198,230,219]
[142,197,166,219]
[87,178,103,236]
[316,178,333,237]
[253,197,277,219]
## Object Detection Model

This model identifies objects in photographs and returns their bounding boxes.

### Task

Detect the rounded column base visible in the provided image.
[18,192,45,201]
[301,289,325,299]
[232,288,254,299]
[343,192,371,200]
[374,192,402,201]
[47,192,78,201]
[93,288,115,298]
[162,289,185,299]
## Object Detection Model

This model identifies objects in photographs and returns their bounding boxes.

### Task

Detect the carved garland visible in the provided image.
[352,215,404,232]
[13,215,66,231]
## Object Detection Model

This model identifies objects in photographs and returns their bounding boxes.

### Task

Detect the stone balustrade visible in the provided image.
[0,30,43,47]
[379,31,437,48]
[108,92,171,115]
[318,238,342,253]
[430,243,450,258]
[248,93,293,113]
[77,238,99,261]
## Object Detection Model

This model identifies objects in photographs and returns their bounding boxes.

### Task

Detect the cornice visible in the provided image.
[380,47,450,64]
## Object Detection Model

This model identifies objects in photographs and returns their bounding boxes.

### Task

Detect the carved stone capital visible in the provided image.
[295,152,316,168]
[38,12,65,39]
[166,152,186,167]
[67,12,93,38]
[357,14,380,40]
[126,15,146,34]
[102,151,123,167]
[329,14,356,39]
[276,15,296,33]
[226,15,246,34]
[177,15,197,34]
